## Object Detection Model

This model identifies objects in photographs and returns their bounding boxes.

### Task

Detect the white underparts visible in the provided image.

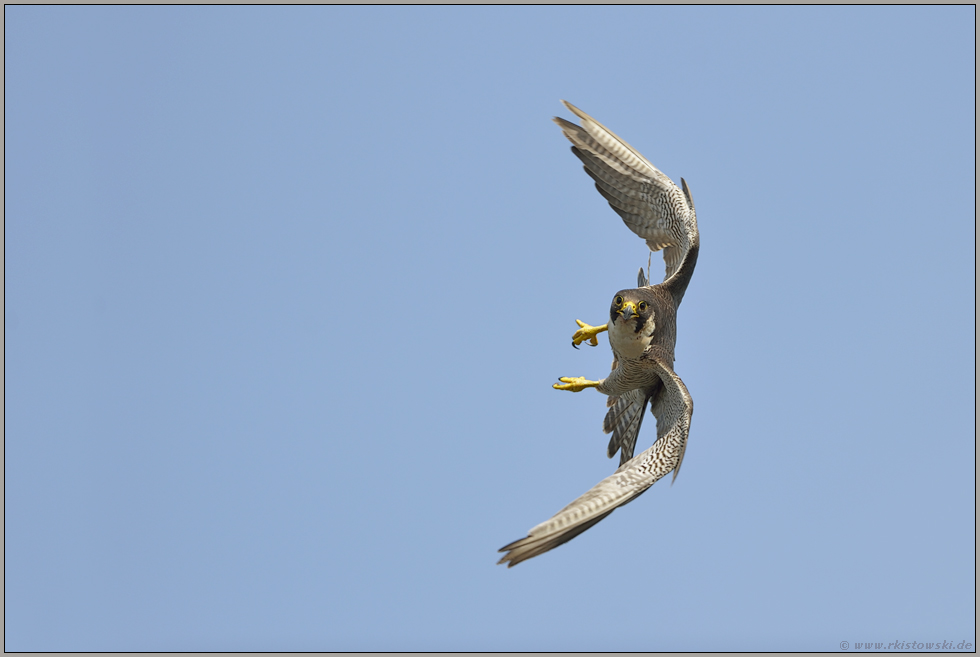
[608,313,655,361]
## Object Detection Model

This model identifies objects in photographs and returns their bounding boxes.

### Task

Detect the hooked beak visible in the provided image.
[618,301,638,321]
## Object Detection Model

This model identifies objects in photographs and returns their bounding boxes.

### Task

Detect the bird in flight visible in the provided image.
[498,101,699,567]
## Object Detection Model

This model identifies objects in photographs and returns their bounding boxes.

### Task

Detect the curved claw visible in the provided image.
[571,320,607,348]
[553,376,600,392]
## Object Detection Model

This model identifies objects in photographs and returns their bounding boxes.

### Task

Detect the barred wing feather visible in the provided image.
[553,100,696,282]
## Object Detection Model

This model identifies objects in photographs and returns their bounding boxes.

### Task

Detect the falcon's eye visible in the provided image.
[638,301,647,312]
[614,296,624,306]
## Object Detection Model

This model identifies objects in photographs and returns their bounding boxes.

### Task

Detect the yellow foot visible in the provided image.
[553,376,600,392]
[571,320,608,349]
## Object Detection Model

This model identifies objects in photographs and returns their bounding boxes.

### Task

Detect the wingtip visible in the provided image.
[552,116,581,145]
[496,548,524,568]
[680,177,695,212]
[559,99,587,120]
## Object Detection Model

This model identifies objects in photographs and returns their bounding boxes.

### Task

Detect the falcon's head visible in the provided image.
[609,289,656,337]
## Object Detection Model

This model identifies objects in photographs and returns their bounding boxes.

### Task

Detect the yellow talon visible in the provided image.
[571,320,608,348]
[553,376,600,392]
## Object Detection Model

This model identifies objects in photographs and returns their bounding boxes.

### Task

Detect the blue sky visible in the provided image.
[5,6,975,651]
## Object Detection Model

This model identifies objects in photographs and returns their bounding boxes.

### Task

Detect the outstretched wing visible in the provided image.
[498,354,693,567]
[553,100,697,283]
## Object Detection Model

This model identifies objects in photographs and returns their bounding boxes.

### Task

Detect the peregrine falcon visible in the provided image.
[497,102,699,567]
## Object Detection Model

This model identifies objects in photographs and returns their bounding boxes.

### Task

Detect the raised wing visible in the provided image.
[498,354,693,567]
[553,100,697,283]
